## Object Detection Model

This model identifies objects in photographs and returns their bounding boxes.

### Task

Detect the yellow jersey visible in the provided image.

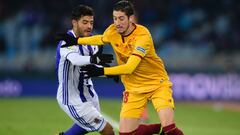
[102,24,172,93]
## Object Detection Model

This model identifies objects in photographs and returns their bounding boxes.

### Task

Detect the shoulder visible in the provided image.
[103,24,117,36]
[105,24,117,33]
[106,24,116,31]
[135,24,151,35]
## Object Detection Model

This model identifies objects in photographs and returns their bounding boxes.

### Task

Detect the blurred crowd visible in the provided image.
[0,0,239,73]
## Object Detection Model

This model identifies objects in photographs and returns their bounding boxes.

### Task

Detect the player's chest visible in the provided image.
[111,36,136,56]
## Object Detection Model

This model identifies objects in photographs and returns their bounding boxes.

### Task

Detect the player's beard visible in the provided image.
[76,28,84,37]
[79,29,92,37]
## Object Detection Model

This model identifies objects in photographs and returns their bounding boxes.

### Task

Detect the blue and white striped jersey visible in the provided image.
[56,30,100,105]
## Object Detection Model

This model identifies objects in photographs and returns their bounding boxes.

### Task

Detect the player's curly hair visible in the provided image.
[71,5,94,20]
[113,0,135,17]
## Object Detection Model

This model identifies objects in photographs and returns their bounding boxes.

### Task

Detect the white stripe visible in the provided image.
[102,113,119,131]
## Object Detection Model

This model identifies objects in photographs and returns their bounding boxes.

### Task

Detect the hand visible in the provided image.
[90,54,114,64]
[56,33,78,47]
[80,65,104,77]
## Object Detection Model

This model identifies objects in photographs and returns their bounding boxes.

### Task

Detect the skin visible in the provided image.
[113,10,176,133]
[113,11,135,36]
[72,15,94,37]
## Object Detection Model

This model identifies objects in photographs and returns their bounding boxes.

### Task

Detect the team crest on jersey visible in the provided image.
[136,46,146,54]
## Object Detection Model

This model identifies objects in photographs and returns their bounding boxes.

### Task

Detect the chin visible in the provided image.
[83,33,90,37]
[117,30,124,34]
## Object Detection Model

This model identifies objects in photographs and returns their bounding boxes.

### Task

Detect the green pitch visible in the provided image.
[0,98,240,135]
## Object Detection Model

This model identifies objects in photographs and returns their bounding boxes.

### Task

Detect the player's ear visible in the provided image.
[72,19,77,27]
[129,15,135,23]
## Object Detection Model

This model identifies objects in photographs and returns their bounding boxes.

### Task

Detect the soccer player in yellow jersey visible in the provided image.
[57,1,184,135]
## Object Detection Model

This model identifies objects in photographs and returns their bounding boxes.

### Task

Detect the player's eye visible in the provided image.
[82,20,88,24]
[90,21,94,25]
[119,16,125,21]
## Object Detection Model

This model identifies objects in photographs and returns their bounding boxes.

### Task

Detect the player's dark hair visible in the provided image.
[113,0,134,17]
[71,5,94,20]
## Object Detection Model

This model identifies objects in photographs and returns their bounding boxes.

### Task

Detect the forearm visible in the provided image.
[66,52,91,66]
[77,35,105,45]
[104,55,141,75]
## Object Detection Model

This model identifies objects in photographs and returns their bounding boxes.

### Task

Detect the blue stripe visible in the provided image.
[79,45,84,55]
[71,106,96,131]
[67,31,74,37]
[63,60,70,104]
[87,46,93,55]
[68,106,85,125]
[62,61,67,104]
[68,106,86,129]
[63,61,66,104]
[68,105,96,131]
[66,61,70,104]
[87,84,94,97]
[78,72,87,102]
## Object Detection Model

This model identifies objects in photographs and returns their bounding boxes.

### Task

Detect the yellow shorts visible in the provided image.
[120,86,174,118]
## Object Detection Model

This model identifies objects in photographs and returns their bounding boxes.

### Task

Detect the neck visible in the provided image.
[72,28,80,38]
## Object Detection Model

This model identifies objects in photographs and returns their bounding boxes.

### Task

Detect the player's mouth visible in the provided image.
[116,26,123,32]
[85,30,91,33]
[84,30,91,34]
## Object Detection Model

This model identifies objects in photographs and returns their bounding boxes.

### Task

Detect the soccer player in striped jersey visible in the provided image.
[56,5,115,135]
[57,1,184,135]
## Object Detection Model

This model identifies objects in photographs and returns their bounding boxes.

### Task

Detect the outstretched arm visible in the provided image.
[57,34,108,47]
[77,35,106,45]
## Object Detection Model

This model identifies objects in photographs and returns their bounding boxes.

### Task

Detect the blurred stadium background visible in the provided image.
[0,0,240,135]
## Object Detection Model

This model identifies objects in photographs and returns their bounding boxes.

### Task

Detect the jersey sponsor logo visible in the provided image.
[136,46,146,54]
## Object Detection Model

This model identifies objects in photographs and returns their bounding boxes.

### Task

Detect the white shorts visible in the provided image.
[58,101,107,132]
